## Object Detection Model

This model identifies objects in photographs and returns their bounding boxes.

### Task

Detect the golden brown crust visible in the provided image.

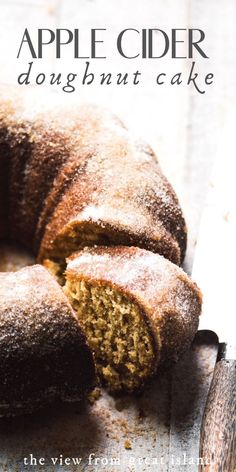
[66,246,202,377]
[0,88,186,265]
[38,121,187,265]
[34,104,123,253]
[0,265,96,416]
[0,88,70,247]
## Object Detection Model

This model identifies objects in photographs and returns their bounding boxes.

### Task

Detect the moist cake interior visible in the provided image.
[64,278,156,392]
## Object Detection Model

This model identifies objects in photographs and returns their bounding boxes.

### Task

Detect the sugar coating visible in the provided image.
[0,265,96,416]
[0,86,186,265]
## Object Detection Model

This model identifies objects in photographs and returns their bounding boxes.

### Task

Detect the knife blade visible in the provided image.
[192,114,236,471]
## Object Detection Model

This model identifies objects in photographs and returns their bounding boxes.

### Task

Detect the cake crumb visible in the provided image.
[124,440,132,450]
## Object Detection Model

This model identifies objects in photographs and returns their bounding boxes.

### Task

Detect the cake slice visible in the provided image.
[64,246,202,393]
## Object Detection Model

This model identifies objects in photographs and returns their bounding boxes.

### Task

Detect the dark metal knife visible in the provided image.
[192,118,236,472]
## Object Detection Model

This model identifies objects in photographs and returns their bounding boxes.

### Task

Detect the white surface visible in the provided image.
[193,114,236,347]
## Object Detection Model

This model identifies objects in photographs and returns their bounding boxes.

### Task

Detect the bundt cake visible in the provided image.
[0,87,187,266]
[63,246,202,393]
[0,87,201,411]
[0,265,95,417]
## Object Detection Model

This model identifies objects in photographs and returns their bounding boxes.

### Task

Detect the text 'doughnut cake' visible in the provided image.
[0,87,186,266]
[64,246,202,393]
[0,265,96,417]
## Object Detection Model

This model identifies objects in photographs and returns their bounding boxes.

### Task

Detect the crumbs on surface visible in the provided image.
[124,439,132,450]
